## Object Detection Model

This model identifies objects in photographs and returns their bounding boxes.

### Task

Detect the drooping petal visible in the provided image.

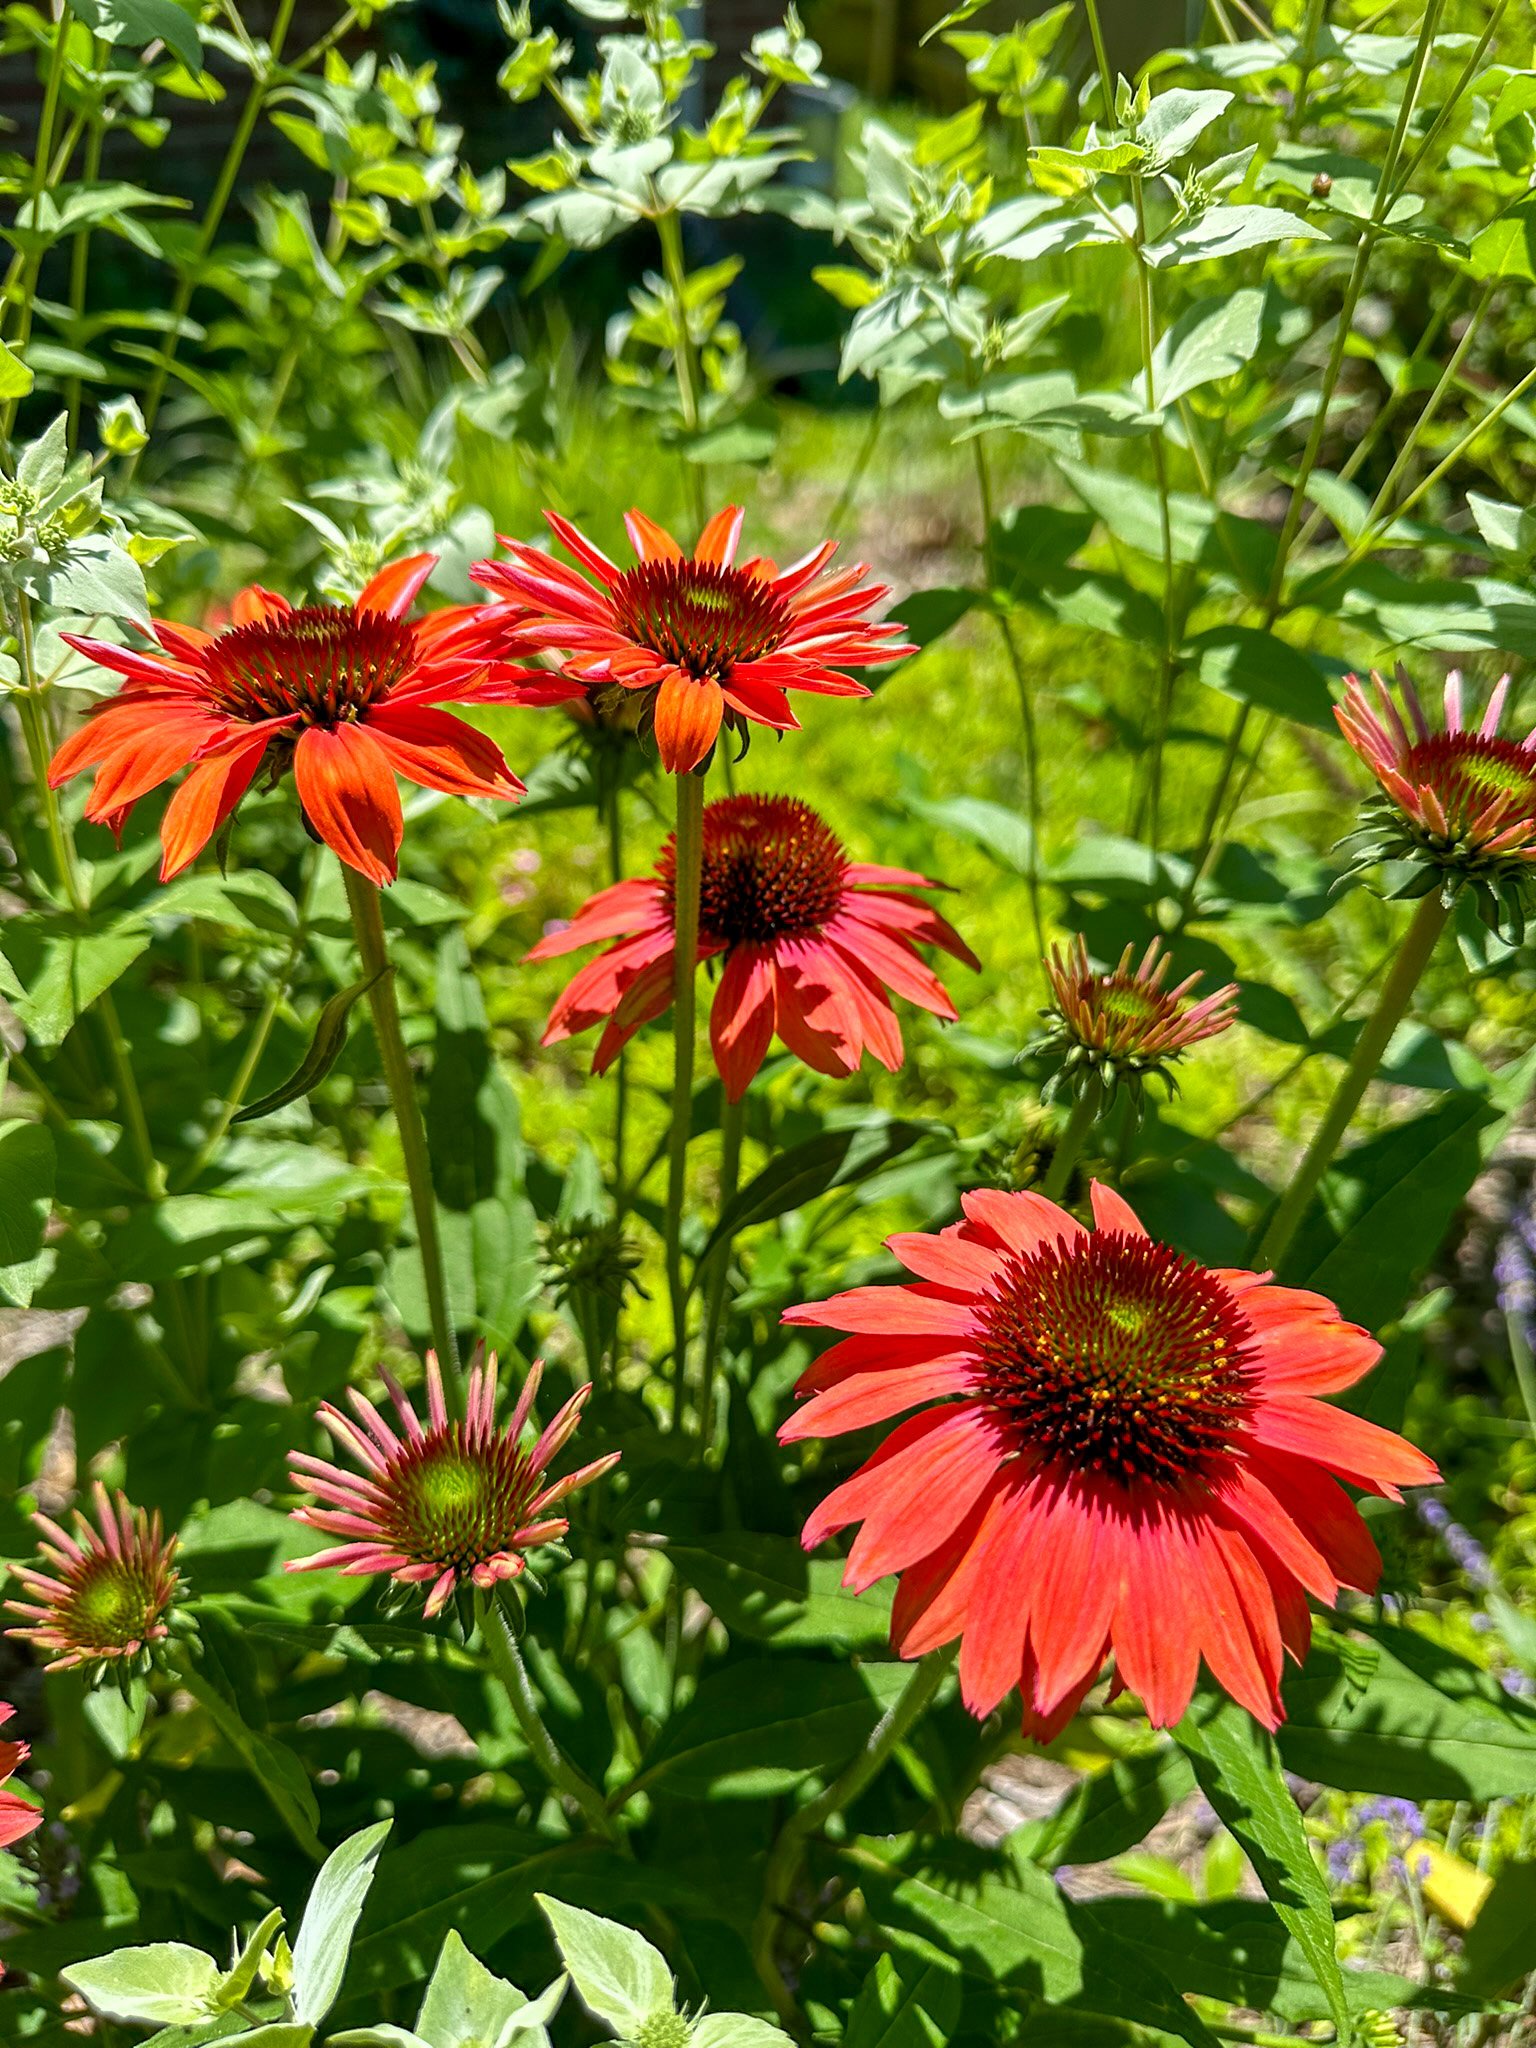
[292,723,404,885]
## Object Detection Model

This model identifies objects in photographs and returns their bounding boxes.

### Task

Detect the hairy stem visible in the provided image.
[752,1651,953,2033]
[480,1594,616,1839]
[341,863,462,1398]
[665,769,705,1430]
[1257,890,1450,1271]
[973,438,1045,961]
[1039,1083,1103,1204]
[698,1091,744,1449]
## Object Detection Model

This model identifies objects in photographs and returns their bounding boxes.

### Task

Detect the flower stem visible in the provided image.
[665,769,705,1431]
[1039,1082,1102,1204]
[655,208,706,532]
[605,785,630,1228]
[1257,890,1450,1272]
[751,1650,953,2031]
[698,1091,744,1450]
[479,1593,615,1840]
[341,864,462,1398]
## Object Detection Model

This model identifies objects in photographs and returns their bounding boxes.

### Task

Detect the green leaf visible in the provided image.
[1471,198,1536,281]
[667,1533,893,1649]
[0,340,33,400]
[1146,203,1327,266]
[1279,1622,1536,1801]
[1147,288,1266,406]
[63,1945,222,2025]
[0,1120,55,1308]
[1459,1859,1536,1995]
[843,1953,961,2048]
[10,927,151,1051]
[1187,624,1337,731]
[231,969,384,1123]
[637,1659,910,1799]
[1134,87,1233,169]
[1174,1689,1349,2043]
[65,0,202,68]
[290,1822,393,2025]
[1279,1090,1502,1322]
[699,1119,946,1261]
[1012,1744,1196,1870]
[178,1625,324,1860]
[1080,1897,1486,2023]
[845,1837,1222,2047]
[905,794,1033,876]
[214,1908,284,2010]
[895,587,979,653]
[691,2018,796,2048]
[535,1898,671,2035]
[411,1928,558,2048]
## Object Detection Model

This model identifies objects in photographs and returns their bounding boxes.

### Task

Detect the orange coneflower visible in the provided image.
[1040,935,1238,1102]
[528,792,978,1099]
[473,507,911,774]
[781,1183,1438,1738]
[50,555,580,884]
[286,1349,618,1620]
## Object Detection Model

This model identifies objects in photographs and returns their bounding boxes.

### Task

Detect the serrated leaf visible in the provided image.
[1175,1689,1350,2043]
[63,1945,222,2025]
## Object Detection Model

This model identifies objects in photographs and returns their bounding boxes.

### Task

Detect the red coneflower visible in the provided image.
[472,507,911,774]
[1337,667,1536,934]
[5,1485,181,1674]
[0,1704,40,1852]
[286,1349,619,1619]
[1040,936,1238,1101]
[50,555,580,884]
[780,1183,1438,1736]
[528,792,979,1100]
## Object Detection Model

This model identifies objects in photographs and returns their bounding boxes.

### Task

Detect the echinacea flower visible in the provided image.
[1337,666,1536,934]
[780,1184,1438,1737]
[528,792,979,1100]
[1038,936,1237,1102]
[5,1484,181,1674]
[286,1349,618,1619]
[50,555,580,885]
[0,1704,41,1851]
[473,507,911,774]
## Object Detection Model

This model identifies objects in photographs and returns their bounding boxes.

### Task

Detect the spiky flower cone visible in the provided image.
[1038,935,1237,1105]
[287,1349,619,1619]
[6,1485,181,1676]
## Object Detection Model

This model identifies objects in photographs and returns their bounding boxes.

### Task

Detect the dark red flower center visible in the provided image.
[1401,733,1536,840]
[381,1429,543,1570]
[200,606,417,725]
[667,794,847,945]
[974,1231,1257,1485]
[56,1552,172,1654]
[610,560,792,681]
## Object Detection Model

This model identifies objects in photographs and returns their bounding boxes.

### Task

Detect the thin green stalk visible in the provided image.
[1080,0,1115,118]
[1357,277,1496,539]
[606,785,630,1225]
[64,64,105,446]
[973,437,1045,961]
[341,863,462,1398]
[655,208,706,532]
[1257,890,1450,1271]
[1130,178,1179,861]
[134,0,301,450]
[1039,1083,1101,1203]
[825,407,885,535]
[0,7,70,434]
[479,1593,616,1839]
[1505,1310,1536,1442]
[1287,0,1327,136]
[665,769,705,1431]
[1342,357,1536,570]
[753,1652,954,2032]
[698,1092,744,1449]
